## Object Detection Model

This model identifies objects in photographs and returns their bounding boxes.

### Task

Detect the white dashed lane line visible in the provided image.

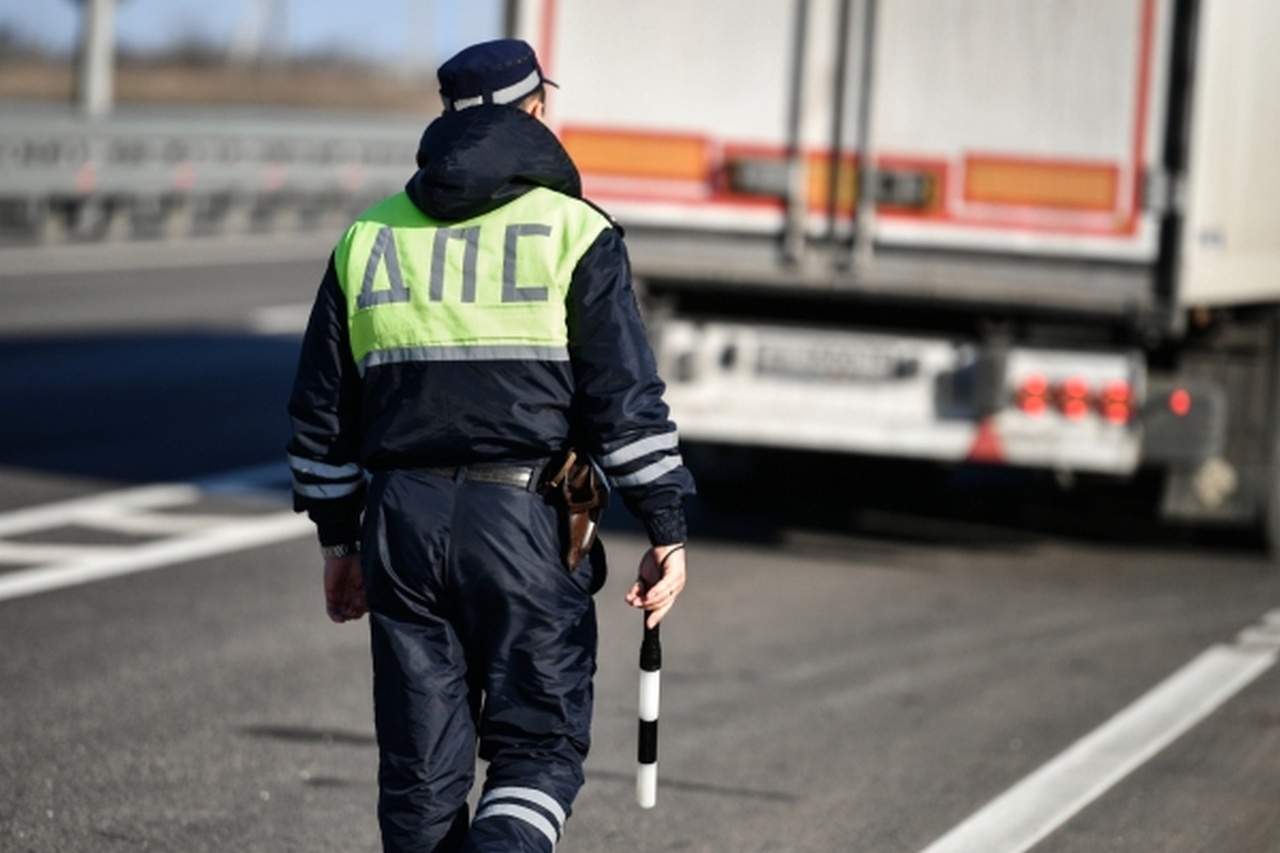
[0,464,309,603]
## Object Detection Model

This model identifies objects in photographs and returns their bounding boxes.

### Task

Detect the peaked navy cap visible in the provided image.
[437,39,556,112]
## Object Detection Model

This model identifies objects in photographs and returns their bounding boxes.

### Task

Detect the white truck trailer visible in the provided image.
[507,0,1280,550]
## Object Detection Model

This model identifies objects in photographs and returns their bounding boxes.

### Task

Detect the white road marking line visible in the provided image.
[0,511,312,603]
[0,462,310,602]
[248,303,312,335]
[0,484,200,538]
[196,460,293,496]
[0,541,130,564]
[918,610,1280,853]
[74,507,236,536]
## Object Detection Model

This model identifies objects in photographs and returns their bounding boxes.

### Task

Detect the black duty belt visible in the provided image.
[420,464,537,489]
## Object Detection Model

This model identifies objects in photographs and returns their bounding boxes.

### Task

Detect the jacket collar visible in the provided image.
[405,106,582,222]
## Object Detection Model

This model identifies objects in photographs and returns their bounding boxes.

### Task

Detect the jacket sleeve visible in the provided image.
[285,255,366,548]
[567,227,696,545]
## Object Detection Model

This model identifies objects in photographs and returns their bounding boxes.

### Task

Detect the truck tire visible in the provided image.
[1266,320,1280,563]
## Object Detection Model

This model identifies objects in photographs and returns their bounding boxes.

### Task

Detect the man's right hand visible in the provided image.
[625,543,687,629]
[323,555,367,623]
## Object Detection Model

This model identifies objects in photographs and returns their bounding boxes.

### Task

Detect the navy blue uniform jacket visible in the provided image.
[286,105,695,549]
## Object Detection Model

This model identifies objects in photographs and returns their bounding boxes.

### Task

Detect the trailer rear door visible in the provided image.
[513,0,1172,265]
[1178,0,1280,307]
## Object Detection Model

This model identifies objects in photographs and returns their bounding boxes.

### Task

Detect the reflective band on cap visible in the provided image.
[492,69,543,104]
[452,69,543,110]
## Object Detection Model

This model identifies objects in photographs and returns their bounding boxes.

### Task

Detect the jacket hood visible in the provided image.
[405,106,582,222]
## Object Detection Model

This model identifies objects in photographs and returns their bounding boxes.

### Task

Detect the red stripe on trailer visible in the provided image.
[1127,0,1157,237]
[538,0,558,86]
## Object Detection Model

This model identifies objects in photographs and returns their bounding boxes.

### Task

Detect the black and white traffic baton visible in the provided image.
[637,619,661,809]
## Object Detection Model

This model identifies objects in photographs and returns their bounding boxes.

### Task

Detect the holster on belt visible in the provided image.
[539,449,608,573]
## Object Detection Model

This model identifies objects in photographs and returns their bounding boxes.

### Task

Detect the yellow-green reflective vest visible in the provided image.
[334,187,610,375]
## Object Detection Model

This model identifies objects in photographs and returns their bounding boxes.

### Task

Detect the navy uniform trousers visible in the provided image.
[362,466,600,853]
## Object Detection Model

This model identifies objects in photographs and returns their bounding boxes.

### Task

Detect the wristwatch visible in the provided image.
[320,542,358,559]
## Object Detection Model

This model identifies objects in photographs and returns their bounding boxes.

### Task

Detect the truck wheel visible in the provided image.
[1265,316,1280,563]
[1265,446,1280,563]
[1265,432,1280,561]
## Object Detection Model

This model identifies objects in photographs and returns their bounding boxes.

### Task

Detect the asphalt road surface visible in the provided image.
[2,238,1280,853]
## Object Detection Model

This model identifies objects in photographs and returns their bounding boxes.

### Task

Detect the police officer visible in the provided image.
[286,38,695,853]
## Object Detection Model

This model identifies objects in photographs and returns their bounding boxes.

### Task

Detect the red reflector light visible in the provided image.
[1021,396,1048,416]
[1062,399,1089,420]
[1099,379,1133,425]
[1012,373,1134,424]
[1014,372,1050,417]
[1058,376,1090,421]
[1169,388,1192,417]
[1061,375,1089,399]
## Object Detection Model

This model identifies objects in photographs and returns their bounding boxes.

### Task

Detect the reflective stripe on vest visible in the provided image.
[334,188,610,375]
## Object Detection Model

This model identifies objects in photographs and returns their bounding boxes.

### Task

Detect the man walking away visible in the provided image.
[287,38,695,853]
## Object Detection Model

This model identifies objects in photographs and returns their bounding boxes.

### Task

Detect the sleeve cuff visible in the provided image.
[643,506,687,546]
[316,515,362,549]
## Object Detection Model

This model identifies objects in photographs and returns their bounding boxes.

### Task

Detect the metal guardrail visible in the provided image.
[0,103,428,244]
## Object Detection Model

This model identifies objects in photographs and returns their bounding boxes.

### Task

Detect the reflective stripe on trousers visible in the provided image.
[362,468,601,852]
